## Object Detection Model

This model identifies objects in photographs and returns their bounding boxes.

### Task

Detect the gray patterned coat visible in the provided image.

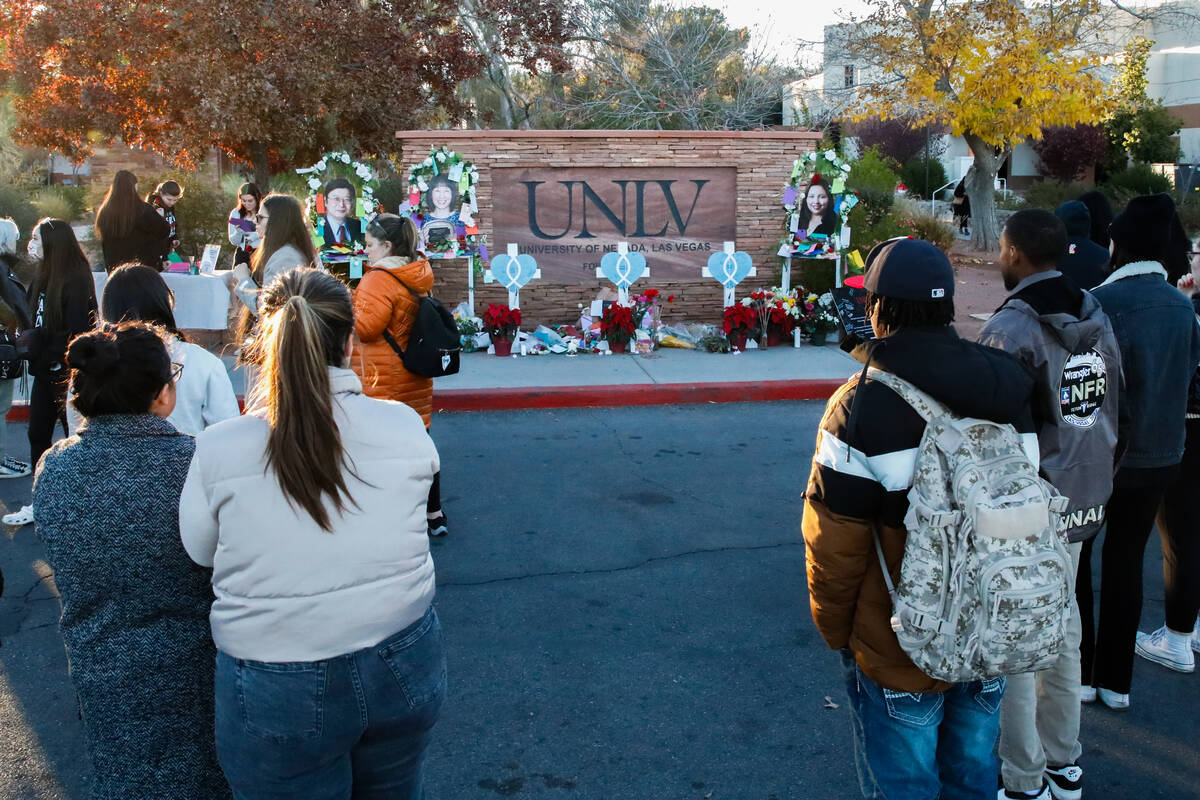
[33,414,230,800]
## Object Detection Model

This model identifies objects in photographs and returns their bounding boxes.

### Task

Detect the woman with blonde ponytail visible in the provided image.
[180,267,446,799]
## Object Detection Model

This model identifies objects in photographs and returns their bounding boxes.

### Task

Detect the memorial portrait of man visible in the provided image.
[320,178,362,247]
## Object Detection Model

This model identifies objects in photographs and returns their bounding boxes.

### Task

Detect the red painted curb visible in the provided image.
[432,379,846,412]
[4,379,844,421]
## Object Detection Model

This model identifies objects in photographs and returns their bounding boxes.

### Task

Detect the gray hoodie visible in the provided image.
[978,271,1120,542]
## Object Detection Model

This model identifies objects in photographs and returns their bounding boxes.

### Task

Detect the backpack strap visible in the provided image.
[865,367,949,424]
[366,267,422,360]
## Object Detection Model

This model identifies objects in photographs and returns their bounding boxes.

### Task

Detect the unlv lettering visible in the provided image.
[523,180,711,240]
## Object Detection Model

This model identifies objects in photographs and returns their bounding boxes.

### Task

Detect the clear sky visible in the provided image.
[691,0,873,69]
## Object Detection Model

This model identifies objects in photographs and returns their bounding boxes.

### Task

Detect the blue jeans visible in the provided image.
[215,606,446,800]
[841,651,1004,800]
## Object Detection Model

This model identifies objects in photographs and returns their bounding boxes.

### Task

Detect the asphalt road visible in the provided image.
[1,403,1197,799]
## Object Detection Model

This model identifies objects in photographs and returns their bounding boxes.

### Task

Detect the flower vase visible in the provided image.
[730,330,748,351]
[809,331,828,347]
[767,330,782,348]
[494,338,513,357]
[609,340,628,354]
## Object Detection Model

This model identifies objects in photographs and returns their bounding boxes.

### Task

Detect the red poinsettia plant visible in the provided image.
[722,303,758,336]
[483,303,522,342]
[600,303,636,345]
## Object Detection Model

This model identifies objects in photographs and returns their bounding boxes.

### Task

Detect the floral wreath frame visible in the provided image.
[781,148,858,257]
[297,151,381,251]
[403,145,485,265]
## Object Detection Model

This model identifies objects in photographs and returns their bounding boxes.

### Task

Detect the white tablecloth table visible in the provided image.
[92,270,232,330]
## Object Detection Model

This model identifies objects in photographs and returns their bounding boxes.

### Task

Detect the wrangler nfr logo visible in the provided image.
[1059,350,1108,429]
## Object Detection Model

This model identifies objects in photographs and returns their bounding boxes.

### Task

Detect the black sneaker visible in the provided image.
[1044,762,1082,800]
[427,513,448,538]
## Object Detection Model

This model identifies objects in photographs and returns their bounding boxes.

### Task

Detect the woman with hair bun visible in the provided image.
[32,321,231,800]
[181,267,445,799]
[353,213,448,536]
[94,264,239,435]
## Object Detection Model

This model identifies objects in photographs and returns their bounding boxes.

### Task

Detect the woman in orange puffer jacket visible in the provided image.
[351,214,448,537]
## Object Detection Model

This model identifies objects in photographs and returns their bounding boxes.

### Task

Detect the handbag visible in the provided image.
[0,328,25,380]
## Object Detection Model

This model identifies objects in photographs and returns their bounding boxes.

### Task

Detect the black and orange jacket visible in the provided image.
[803,326,1037,692]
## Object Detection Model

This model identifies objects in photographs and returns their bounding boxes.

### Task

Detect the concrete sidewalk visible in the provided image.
[428,344,858,410]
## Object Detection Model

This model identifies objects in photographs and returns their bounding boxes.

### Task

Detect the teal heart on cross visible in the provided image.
[706,250,753,288]
[489,253,539,292]
[599,250,648,289]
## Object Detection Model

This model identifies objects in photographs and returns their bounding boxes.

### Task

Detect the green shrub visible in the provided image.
[0,184,40,244]
[1021,180,1091,212]
[1178,199,1200,239]
[995,191,1027,211]
[900,208,956,251]
[32,185,88,222]
[897,157,948,200]
[1102,162,1172,202]
[376,178,409,214]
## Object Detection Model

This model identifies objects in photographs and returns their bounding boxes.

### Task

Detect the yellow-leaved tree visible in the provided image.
[848,0,1110,250]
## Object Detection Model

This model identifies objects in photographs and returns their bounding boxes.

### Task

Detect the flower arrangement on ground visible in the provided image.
[456,316,482,353]
[767,287,799,343]
[600,303,636,353]
[632,288,668,330]
[483,304,521,342]
[806,292,840,343]
[722,303,758,349]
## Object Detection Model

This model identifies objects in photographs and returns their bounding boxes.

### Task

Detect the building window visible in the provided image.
[844,65,856,89]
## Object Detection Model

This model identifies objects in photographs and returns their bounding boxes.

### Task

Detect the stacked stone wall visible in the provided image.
[394,130,822,326]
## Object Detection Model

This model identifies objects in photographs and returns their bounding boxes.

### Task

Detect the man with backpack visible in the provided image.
[979,210,1120,800]
[803,238,1044,800]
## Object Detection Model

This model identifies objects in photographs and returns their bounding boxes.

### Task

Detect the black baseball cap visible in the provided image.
[863,237,955,301]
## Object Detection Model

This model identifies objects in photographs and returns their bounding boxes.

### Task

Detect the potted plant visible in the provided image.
[456,316,482,353]
[482,303,521,356]
[722,303,757,351]
[808,293,840,346]
[600,303,636,353]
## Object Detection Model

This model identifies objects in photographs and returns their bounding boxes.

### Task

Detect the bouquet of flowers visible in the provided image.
[482,303,522,343]
[631,288,670,330]
[600,303,636,347]
[768,289,799,338]
[811,292,840,334]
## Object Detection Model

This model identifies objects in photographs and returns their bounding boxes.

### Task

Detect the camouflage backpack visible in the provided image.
[867,368,1072,683]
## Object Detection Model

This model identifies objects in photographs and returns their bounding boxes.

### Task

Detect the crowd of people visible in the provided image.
[0,169,452,798]
[805,191,1200,800]
[0,172,1196,798]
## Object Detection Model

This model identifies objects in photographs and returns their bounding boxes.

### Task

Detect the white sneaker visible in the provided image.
[2,504,33,526]
[1192,617,1200,655]
[1135,626,1195,673]
[0,461,28,478]
[1079,685,1096,703]
[1097,687,1130,710]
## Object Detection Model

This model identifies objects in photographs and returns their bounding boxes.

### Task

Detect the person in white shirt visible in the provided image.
[179,267,445,799]
[82,264,239,436]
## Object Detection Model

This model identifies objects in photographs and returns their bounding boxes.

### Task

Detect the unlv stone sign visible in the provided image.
[492,167,737,282]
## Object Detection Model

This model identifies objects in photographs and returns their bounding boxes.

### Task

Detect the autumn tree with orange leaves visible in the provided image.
[847,0,1111,250]
[0,0,568,188]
